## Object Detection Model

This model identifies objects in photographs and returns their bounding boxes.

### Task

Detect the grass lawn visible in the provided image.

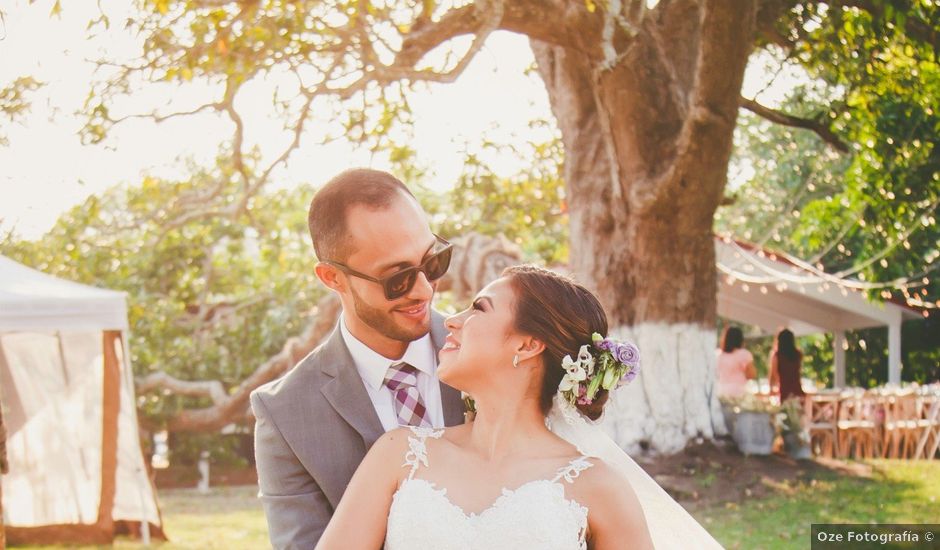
[11,460,939,549]
[695,460,940,549]
[14,486,269,550]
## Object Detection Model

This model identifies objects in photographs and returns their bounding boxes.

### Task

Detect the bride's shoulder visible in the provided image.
[572,458,643,510]
[368,427,414,460]
[572,458,627,486]
[371,425,454,457]
[574,459,652,546]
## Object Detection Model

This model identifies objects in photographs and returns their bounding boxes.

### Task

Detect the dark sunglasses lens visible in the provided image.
[386,269,417,300]
[424,247,452,281]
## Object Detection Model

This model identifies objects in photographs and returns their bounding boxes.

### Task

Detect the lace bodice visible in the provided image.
[385,427,593,550]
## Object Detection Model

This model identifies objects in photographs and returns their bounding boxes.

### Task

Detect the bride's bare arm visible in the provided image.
[315,428,409,550]
[582,462,654,550]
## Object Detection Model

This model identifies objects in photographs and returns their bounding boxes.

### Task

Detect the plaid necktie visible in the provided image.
[384,362,431,428]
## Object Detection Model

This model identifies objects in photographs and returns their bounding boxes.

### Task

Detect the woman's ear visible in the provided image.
[315,263,346,293]
[515,337,545,364]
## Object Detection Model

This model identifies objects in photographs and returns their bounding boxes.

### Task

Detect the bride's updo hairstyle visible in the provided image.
[502,265,609,420]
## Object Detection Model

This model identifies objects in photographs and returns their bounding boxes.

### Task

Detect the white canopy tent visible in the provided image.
[716,238,921,386]
[0,255,162,545]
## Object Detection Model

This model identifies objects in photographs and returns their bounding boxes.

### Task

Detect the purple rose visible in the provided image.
[618,368,638,387]
[614,342,640,367]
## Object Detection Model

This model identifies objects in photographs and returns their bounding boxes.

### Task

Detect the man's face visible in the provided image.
[337,194,439,346]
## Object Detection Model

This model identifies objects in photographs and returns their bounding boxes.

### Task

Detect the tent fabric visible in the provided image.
[0,255,128,332]
[0,255,161,543]
[1,332,104,526]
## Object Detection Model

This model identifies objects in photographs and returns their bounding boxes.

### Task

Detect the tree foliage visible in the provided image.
[0,76,42,146]
[0,157,323,433]
[719,2,939,385]
[433,129,568,264]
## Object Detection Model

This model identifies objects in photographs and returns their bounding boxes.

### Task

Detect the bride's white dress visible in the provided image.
[385,427,593,550]
[385,397,725,549]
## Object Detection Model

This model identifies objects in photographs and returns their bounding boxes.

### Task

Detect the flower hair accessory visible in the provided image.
[558,333,640,407]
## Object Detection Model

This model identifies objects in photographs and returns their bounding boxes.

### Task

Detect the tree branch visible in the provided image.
[653,0,757,213]
[739,96,850,153]
[398,0,606,64]
[137,371,229,404]
[140,233,523,432]
[147,293,343,432]
[109,102,221,125]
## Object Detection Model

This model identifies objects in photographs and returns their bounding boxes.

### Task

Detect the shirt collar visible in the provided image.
[339,314,436,391]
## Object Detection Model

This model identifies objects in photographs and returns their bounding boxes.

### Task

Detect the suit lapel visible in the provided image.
[430,312,466,426]
[319,327,385,448]
[319,313,464,444]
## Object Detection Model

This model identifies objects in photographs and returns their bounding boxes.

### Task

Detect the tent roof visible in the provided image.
[0,255,128,332]
[716,238,921,336]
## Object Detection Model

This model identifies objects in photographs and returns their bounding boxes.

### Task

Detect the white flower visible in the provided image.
[562,355,587,380]
[577,345,595,374]
[562,354,578,371]
[559,353,587,393]
[559,374,579,392]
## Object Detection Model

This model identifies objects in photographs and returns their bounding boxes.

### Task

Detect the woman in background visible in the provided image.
[769,328,805,401]
[716,326,756,399]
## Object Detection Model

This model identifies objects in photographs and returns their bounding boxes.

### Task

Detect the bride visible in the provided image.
[316,265,719,549]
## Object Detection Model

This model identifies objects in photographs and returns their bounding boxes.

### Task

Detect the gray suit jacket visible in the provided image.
[250,312,465,549]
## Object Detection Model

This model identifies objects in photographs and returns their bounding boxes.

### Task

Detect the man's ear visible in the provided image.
[516,337,546,364]
[315,262,346,293]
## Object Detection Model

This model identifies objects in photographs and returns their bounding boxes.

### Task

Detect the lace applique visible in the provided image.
[387,477,590,550]
[552,456,594,484]
[387,427,591,550]
[402,426,444,479]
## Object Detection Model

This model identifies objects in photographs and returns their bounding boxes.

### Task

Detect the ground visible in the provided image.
[9,440,939,549]
[637,437,875,510]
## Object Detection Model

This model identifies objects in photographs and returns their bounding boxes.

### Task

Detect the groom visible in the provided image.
[250,169,465,548]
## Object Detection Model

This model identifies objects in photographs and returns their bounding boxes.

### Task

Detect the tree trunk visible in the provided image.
[533,0,757,452]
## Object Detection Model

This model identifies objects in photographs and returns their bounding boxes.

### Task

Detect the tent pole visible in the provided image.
[96,331,120,539]
[888,317,902,385]
[119,332,161,543]
[833,331,846,388]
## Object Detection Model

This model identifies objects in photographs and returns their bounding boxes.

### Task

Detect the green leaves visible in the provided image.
[0,76,44,146]
[720,1,939,384]
[0,155,323,429]
[429,127,569,265]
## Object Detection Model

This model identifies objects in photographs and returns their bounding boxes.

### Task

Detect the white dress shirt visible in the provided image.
[340,316,445,431]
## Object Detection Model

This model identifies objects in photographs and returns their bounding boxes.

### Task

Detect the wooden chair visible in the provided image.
[880,390,919,459]
[913,392,940,459]
[805,393,839,458]
[837,390,880,459]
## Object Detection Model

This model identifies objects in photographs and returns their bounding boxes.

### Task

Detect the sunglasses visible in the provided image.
[324,235,453,300]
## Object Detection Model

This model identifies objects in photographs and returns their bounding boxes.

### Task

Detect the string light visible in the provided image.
[717,237,938,311]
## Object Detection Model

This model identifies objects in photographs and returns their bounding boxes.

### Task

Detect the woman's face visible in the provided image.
[437,277,519,390]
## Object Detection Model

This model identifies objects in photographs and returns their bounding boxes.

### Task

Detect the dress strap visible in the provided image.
[402,426,444,480]
[551,456,594,484]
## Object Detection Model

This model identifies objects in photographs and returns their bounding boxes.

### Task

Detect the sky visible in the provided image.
[0,1,800,240]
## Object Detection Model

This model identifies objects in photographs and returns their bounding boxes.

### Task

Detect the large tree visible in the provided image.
[61,0,940,452]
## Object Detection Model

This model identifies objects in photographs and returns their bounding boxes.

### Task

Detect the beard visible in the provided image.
[350,284,431,343]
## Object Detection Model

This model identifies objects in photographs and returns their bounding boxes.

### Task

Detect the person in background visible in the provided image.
[716,326,756,399]
[769,328,805,402]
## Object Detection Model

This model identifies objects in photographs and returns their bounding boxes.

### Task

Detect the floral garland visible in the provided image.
[558,333,640,407]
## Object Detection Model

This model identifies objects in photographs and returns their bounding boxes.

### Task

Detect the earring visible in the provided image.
[512,354,520,368]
